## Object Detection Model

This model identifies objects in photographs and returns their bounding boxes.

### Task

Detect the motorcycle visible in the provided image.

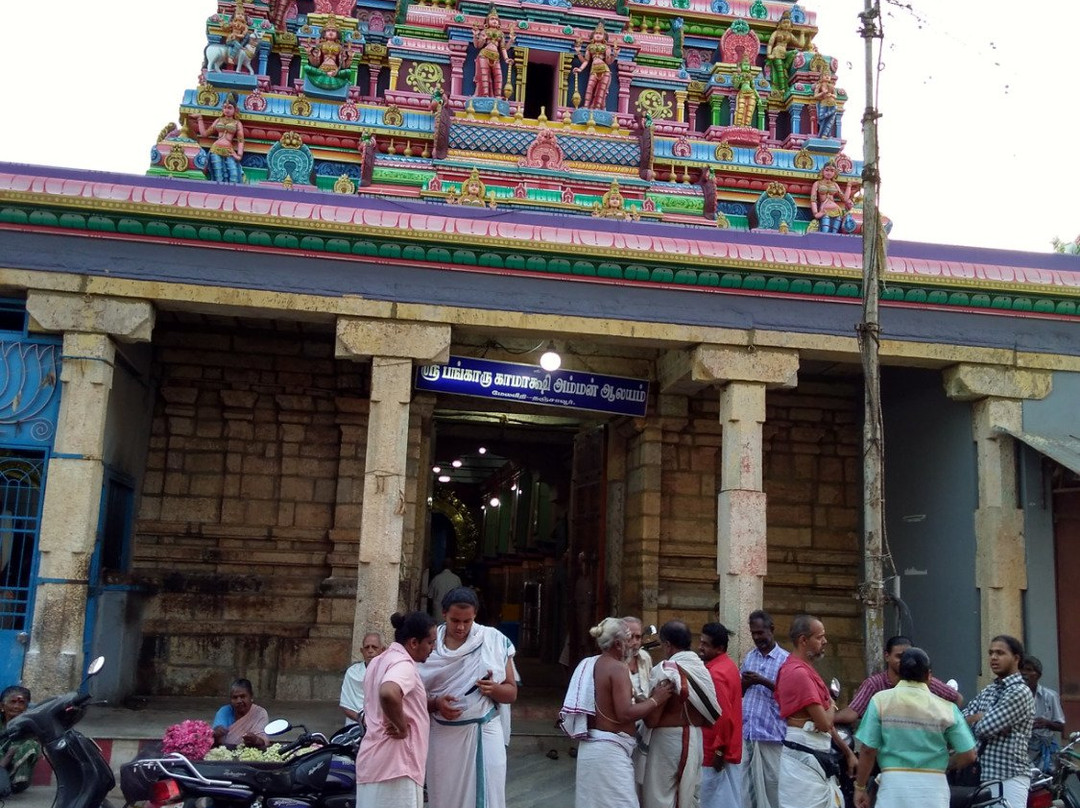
[0,656,116,808]
[1029,731,1080,808]
[120,720,362,808]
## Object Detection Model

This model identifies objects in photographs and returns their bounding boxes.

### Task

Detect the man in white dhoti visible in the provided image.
[853,648,976,808]
[559,617,675,808]
[623,615,654,791]
[419,587,518,808]
[642,620,723,808]
[774,615,857,808]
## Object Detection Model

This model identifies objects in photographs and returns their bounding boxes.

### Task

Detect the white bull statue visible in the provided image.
[204,34,258,75]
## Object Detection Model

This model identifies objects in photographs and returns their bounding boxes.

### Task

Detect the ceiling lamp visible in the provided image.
[539,342,561,371]
[478,446,487,454]
[432,465,441,474]
[452,459,463,468]
[438,475,451,483]
[489,497,501,508]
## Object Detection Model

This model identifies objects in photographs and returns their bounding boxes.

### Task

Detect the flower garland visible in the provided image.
[161,719,215,760]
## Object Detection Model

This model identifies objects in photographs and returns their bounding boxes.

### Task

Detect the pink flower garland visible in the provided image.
[162,719,215,760]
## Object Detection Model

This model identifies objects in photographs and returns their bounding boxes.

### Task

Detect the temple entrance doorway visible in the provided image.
[524,53,558,120]
[425,408,609,687]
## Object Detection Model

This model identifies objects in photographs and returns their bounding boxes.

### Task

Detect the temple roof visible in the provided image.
[2,163,1078,338]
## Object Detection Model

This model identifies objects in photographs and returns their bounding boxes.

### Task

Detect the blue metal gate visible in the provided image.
[2,311,63,685]
[0,452,45,685]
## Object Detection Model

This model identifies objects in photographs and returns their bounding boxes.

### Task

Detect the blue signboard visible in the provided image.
[415,356,649,417]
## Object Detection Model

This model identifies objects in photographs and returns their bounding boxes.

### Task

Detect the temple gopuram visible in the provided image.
[1,0,1078,724]
[152,0,859,232]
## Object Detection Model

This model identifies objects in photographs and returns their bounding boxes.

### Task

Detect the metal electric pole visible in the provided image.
[858,0,887,676]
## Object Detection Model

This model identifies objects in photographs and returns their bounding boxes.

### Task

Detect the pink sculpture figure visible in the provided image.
[194,93,245,183]
[810,161,853,233]
[574,22,619,110]
[472,8,512,97]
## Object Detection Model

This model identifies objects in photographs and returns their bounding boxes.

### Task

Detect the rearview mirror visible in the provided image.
[829,677,841,698]
[264,719,291,736]
[87,657,105,676]
[946,679,959,691]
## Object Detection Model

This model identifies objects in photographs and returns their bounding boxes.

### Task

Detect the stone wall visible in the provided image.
[761,380,864,687]
[133,321,370,699]
[623,379,864,689]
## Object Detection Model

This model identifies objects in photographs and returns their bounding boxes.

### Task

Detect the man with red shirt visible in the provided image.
[774,614,856,808]
[699,622,743,807]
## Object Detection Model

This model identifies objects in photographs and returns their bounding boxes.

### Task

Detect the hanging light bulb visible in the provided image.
[489,496,501,508]
[432,465,441,474]
[540,341,561,371]
[438,475,451,483]
[478,446,487,455]
[452,459,463,468]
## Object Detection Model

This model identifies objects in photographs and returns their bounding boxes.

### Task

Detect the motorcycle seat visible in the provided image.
[192,761,298,794]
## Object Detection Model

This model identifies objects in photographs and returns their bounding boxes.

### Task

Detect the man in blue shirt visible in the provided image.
[738,610,789,808]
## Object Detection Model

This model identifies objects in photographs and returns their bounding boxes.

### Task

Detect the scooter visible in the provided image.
[1029,731,1080,808]
[121,720,362,808]
[1,656,116,808]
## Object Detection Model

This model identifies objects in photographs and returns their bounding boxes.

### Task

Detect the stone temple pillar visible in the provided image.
[22,291,155,693]
[660,345,798,662]
[944,364,1052,686]
[335,318,450,646]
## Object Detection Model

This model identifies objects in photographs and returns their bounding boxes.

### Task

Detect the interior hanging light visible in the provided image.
[539,341,561,371]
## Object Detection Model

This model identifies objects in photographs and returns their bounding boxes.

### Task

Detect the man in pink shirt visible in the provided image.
[355,611,438,808]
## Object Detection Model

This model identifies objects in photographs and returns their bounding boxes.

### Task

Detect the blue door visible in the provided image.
[0,451,46,686]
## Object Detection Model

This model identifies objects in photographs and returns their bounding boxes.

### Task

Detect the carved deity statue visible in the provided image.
[593,179,639,220]
[766,11,805,94]
[810,161,853,233]
[574,22,619,110]
[225,5,250,65]
[472,8,513,98]
[308,19,352,77]
[813,65,838,138]
[194,93,245,183]
[730,57,757,127]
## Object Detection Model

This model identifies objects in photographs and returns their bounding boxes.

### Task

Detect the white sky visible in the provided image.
[2,0,1076,254]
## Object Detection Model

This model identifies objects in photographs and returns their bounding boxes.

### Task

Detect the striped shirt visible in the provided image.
[847,670,962,717]
[855,680,976,772]
[740,643,789,742]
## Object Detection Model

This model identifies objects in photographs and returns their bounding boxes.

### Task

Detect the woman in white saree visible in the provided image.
[420,587,519,808]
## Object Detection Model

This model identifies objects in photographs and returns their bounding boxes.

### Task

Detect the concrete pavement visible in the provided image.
[12,691,577,808]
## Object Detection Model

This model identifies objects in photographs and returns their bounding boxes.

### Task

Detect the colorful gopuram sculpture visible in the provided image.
[151,0,867,234]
